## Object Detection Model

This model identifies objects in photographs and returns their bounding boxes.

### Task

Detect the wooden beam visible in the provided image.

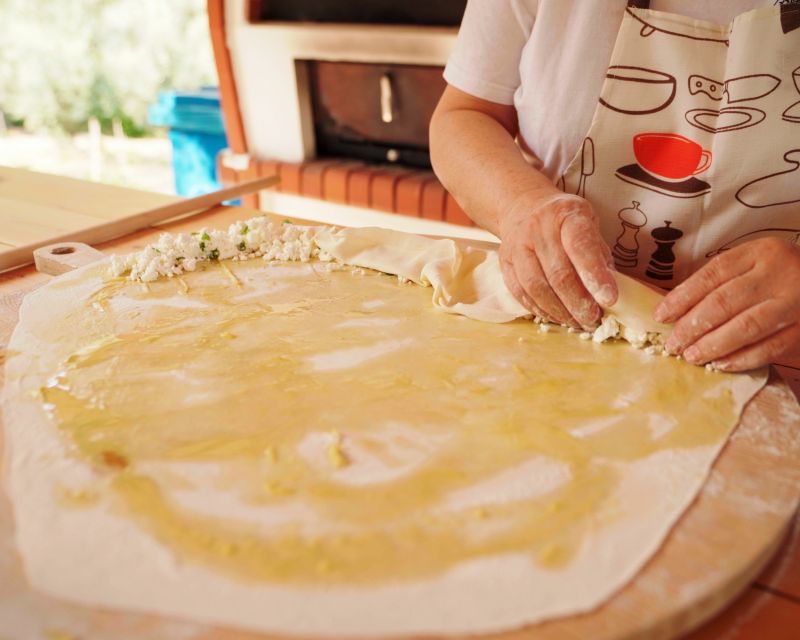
[207,0,249,154]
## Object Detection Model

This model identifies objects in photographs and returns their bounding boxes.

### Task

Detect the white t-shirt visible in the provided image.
[444,0,774,181]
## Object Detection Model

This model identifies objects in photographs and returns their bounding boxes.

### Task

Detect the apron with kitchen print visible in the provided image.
[560,0,800,289]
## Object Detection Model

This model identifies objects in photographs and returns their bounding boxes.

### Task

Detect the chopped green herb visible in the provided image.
[241,225,249,234]
[175,256,185,262]
[201,232,211,241]
[199,241,206,251]
[191,231,199,237]
[237,241,246,252]
[209,249,220,260]
[283,219,291,225]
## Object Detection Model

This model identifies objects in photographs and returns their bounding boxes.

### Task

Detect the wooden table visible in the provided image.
[1,171,799,640]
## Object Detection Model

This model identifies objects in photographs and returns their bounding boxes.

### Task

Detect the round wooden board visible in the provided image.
[1,240,800,639]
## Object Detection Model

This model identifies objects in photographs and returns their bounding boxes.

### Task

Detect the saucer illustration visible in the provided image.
[686,106,766,133]
[615,164,711,198]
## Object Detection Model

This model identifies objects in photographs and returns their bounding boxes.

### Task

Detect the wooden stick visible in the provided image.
[0,174,279,273]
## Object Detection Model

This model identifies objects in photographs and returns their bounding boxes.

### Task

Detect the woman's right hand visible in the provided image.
[498,189,618,330]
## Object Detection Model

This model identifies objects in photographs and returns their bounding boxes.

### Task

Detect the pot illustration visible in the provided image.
[600,66,677,115]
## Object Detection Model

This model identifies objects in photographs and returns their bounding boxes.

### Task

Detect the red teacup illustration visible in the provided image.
[633,133,712,181]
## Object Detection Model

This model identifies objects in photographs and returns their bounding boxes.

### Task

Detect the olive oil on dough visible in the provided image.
[3,257,765,637]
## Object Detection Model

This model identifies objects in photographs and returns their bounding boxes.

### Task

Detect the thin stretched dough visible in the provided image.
[2,225,764,637]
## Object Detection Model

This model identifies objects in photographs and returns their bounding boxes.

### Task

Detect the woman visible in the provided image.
[430,0,800,371]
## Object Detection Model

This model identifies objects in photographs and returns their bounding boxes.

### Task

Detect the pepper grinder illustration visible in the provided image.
[646,220,684,282]
[612,201,648,269]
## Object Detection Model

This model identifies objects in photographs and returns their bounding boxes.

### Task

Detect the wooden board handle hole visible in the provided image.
[50,247,76,255]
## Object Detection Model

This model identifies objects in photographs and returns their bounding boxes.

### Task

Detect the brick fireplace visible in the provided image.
[208,0,493,240]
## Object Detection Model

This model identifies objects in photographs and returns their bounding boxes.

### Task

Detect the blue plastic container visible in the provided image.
[148,86,230,198]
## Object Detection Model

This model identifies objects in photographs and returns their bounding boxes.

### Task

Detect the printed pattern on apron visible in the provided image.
[560,0,800,289]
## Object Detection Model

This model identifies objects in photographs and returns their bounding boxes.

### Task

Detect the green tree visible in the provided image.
[0,0,217,134]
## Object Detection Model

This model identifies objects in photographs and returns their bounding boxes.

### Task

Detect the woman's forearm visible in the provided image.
[429,104,558,236]
[429,87,618,328]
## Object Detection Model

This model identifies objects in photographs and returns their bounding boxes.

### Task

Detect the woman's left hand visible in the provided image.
[653,237,800,372]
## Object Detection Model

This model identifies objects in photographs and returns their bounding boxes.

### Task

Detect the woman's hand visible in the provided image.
[430,85,615,326]
[498,189,618,330]
[654,237,800,371]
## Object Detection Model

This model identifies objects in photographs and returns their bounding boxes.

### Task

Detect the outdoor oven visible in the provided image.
[209,0,488,235]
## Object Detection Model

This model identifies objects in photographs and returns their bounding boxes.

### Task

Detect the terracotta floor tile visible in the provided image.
[300,161,335,199]
[420,180,447,221]
[278,162,303,195]
[256,160,281,191]
[347,166,375,209]
[237,161,260,209]
[396,172,435,217]
[370,169,413,213]
[322,162,363,204]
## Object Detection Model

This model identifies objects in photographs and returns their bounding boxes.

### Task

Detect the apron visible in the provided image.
[560,0,800,289]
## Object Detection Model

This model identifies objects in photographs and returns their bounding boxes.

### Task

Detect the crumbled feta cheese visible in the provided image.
[620,325,650,349]
[592,315,620,343]
[109,216,330,282]
[586,315,671,354]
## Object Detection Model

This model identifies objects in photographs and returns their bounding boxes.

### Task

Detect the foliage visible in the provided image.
[0,0,217,135]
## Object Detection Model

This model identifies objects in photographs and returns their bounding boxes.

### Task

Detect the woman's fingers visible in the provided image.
[713,322,800,372]
[512,241,575,326]
[681,300,787,365]
[654,247,756,323]
[561,210,618,308]
[497,192,614,329]
[660,238,800,368]
[665,273,757,355]
[499,242,548,320]
[534,220,601,330]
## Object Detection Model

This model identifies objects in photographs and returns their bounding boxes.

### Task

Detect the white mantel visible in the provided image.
[224,0,458,163]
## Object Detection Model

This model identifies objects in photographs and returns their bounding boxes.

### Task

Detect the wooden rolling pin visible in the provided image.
[0,174,279,273]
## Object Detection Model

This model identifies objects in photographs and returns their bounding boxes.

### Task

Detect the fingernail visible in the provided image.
[684,346,700,363]
[594,284,616,307]
[653,304,669,323]
[665,336,682,354]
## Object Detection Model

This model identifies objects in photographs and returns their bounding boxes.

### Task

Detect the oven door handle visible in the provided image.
[380,73,394,124]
